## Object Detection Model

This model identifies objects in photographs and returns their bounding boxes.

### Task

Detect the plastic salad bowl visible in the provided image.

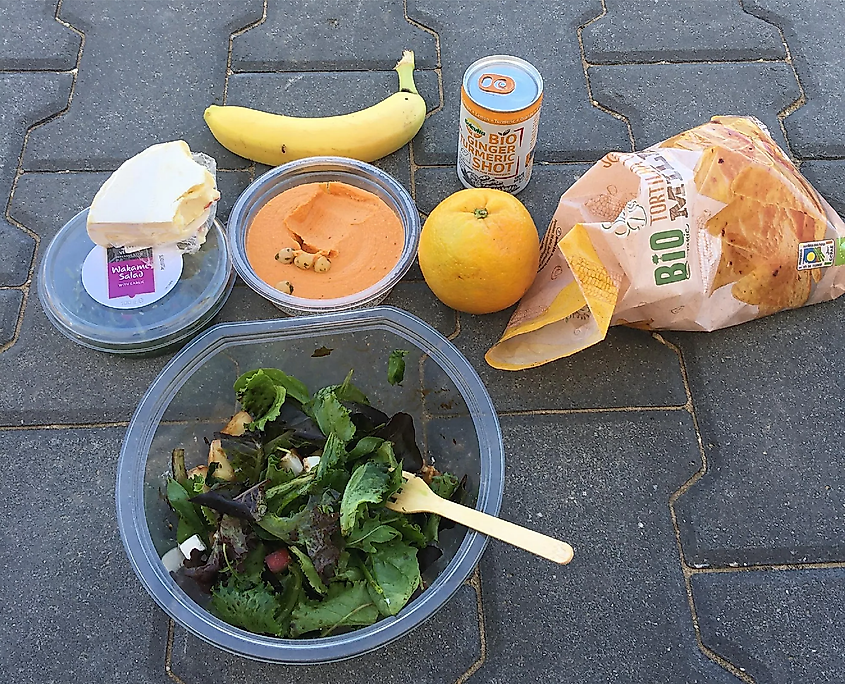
[116,306,504,663]
[226,157,420,316]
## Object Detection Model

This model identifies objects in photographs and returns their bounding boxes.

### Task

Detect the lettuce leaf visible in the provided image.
[346,512,401,553]
[339,461,392,536]
[308,387,356,443]
[209,579,289,637]
[387,349,409,385]
[365,540,420,617]
[234,368,310,405]
[166,478,208,544]
[289,581,379,637]
[290,545,327,595]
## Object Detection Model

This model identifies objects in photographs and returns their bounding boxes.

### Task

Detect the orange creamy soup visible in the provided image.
[246,181,404,299]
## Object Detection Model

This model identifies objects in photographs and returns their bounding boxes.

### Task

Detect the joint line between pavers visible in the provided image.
[0,421,129,431]
[499,404,688,418]
[403,0,444,118]
[448,311,461,341]
[224,0,268,105]
[577,0,636,152]
[583,57,788,67]
[738,0,807,162]
[164,619,187,684]
[454,565,487,684]
[692,559,845,574]
[652,332,756,683]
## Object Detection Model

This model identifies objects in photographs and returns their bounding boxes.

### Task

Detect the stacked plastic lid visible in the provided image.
[38,208,235,355]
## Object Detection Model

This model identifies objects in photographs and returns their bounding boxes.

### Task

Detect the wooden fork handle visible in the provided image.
[432,497,574,565]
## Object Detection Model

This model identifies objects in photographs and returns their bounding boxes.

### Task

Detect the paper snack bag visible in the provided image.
[486,116,845,370]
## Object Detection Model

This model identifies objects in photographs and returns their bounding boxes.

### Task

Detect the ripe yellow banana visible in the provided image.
[204,51,426,166]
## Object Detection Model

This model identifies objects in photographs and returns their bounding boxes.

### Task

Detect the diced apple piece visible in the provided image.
[279,450,304,476]
[208,439,235,481]
[221,411,252,436]
[302,455,321,472]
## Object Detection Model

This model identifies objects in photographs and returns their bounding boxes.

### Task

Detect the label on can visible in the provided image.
[457,55,543,195]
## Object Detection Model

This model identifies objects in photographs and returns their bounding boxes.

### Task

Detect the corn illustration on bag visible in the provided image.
[486,116,845,370]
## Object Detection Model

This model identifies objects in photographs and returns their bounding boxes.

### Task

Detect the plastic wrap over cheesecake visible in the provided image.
[486,116,845,370]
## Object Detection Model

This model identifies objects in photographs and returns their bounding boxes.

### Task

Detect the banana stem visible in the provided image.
[395,50,418,94]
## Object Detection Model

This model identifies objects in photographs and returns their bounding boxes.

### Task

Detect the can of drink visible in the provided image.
[457,55,543,195]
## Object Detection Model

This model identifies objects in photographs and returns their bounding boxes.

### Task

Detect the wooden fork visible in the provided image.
[386,471,574,565]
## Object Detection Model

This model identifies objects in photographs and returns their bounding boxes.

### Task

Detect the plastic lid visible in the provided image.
[463,54,543,113]
[38,208,235,354]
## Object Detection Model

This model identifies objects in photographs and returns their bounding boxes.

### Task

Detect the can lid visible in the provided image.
[38,208,234,354]
[463,55,543,113]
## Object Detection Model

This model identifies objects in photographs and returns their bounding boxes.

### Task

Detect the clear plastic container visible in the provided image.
[227,157,420,316]
[116,306,504,663]
[38,209,234,355]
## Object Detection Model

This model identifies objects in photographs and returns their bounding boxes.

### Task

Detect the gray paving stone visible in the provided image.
[216,169,252,222]
[0,72,73,285]
[0,289,24,347]
[407,0,631,165]
[800,160,845,218]
[226,71,435,191]
[23,0,264,172]
[0,0,81,70]
[383,279,458,337]
[232,0,438,71]
[588,62,800,150]
[692,569,845,683]
[582,0,785,64]
[168,582,480,681]
[745,1,845,158]
[468,412,738,683]
[670,299,845,567]
[0,427,167,684]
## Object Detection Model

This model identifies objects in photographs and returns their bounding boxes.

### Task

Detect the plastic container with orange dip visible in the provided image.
[226,158,421,315]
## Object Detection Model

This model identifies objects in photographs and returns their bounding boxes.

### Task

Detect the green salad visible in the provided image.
[165,355,464,638]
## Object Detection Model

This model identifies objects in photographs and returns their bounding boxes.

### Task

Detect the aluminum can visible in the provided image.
[457,55,543,194]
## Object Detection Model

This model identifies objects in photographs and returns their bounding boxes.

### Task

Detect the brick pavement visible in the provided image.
[1,2,843,682]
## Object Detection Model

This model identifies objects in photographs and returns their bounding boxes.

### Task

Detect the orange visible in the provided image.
[418,188,539,314]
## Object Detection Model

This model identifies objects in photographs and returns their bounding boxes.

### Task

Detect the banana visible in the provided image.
[204,51,426,166]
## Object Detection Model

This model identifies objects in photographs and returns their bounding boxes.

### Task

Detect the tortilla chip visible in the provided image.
[732,263,812,316]
[694,146,749,204]
[712,242,755,291]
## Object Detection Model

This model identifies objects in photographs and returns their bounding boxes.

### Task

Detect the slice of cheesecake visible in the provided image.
[87,140,220,250]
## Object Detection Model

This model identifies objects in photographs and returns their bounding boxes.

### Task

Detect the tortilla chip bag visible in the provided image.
[486,116,845,370]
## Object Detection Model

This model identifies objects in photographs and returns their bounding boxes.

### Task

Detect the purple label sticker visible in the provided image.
[106,247,156,299]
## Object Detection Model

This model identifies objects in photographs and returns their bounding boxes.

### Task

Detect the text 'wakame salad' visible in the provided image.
[164,357,465,638]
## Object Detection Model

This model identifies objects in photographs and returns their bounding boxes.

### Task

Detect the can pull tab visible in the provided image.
[478,73,515,95]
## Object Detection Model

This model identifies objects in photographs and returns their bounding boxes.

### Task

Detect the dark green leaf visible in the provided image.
[308,388,356,443]
[347,436,384,460]
[290,545,327,595]
[372,440,404,499]
[209,579,288,637]
[258,511,304,543]
[236,371,287,431]
[339,461,392,535]
[387,349,410,385]
[314,433,345,484]
[234,368,310,405]
[166,478,208,544]
[289,581,379,637]
[334,369,370,405]
[346,513,401,553]
[311,346,333,358]
[366,540,420,616]
[266,472,314,502]
[334,551,365,582]
[382,510,427,548]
